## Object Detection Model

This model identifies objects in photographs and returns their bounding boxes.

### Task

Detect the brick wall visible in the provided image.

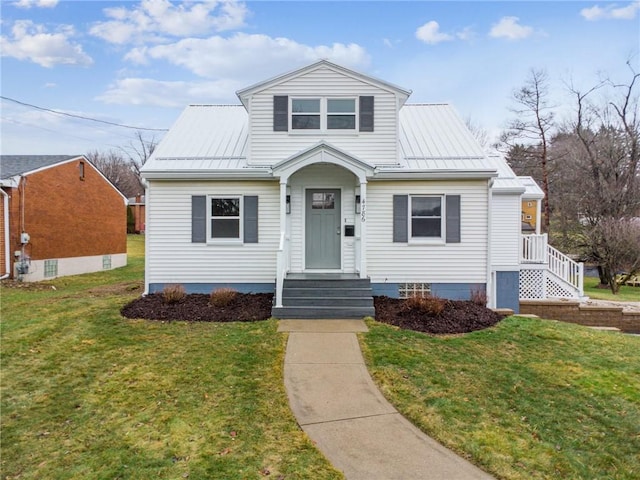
[520,300,640,334]
[8,159,126,268]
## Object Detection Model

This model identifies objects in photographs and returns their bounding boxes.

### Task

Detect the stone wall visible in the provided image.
[520,300,640,334]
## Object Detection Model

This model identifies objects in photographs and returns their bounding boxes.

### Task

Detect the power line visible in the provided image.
[1,95,169,132]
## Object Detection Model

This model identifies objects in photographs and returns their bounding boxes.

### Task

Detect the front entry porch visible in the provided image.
[271,273,375,319]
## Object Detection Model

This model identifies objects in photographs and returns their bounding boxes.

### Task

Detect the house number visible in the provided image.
[361,197,366,222]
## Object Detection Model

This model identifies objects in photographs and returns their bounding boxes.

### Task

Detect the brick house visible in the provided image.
[0,155,127,281]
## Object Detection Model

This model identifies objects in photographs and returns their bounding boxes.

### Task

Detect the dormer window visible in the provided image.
[274,95,373,133]
[292,99,321,129]
[327,99,356,129]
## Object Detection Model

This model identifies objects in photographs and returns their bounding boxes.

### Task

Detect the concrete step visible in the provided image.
[284,287,373,298]
[272,306,376,319]
[283,297,374,307]
[283,278,372,289]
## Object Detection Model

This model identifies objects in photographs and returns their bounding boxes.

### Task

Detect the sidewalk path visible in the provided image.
[279,320,495,480]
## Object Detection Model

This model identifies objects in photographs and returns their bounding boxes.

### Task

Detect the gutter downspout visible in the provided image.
[486,178,494,308]
[0,189,10,279]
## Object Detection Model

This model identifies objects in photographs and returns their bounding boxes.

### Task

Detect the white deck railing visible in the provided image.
[520,234,584,298]
[275,231,289,308]
[521,233,548,264]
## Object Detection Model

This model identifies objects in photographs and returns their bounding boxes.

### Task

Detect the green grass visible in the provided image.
[361,317,640,480]
[1,236,342,480]
[583,276,640,302]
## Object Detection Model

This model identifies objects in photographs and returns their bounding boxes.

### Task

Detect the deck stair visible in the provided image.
[272,274,375,319]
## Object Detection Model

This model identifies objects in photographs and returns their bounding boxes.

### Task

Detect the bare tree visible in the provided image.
[86,150,142,198]
[464,116,490,150]
[123,130,157,181]
[583,217,640,293]
[565,61,640,291]
[500,69,555,232]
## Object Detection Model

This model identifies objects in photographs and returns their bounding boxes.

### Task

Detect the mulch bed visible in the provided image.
[374,296,505,334]
[121,293,273,322]
[121,292,504,334]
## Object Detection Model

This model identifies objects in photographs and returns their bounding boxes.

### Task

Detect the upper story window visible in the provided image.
[274,95,373,133]
[327,99,356,129]
[292,99,321,130]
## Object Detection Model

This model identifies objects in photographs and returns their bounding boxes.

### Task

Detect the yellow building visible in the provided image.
[518,176,544,234]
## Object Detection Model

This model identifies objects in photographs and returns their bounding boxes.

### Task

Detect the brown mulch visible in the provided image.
[374,296,505,335]
[121,291,504,334]
[121,293,273,322]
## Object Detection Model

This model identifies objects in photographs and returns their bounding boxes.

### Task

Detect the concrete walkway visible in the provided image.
[279,320,495,480]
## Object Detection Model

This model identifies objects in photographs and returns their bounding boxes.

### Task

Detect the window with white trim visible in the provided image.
[209,197,241,240]
[292,98,321,130]
[410,195,443,239]
[291,97,357,131]
[327,99,356,129]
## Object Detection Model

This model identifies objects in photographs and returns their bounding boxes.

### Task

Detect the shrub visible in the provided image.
[162,284,186,304]
[403,294,446,316]
[470,289,487,306]
[210,287,237,307]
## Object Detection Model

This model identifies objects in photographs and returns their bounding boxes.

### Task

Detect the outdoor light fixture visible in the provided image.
[355,195,361,214]
[286,195,291,214]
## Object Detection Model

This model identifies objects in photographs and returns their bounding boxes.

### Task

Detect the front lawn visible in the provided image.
[361,317,640,480]
[1,236,341,479]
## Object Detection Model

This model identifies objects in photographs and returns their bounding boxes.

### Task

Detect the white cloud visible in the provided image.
[489,16,534,40]
[581,2,640,20]
[13,0,58,8]
[90,0,248,45]
[415,21,453,45]
[456,27,476,41]
[97,78,241,107]
[0,20,93,68]
[123,33,371,80]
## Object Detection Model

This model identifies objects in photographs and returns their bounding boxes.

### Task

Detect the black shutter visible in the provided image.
[243,196,258,243]
[359,96,374,132]
[192,196,206,243]
[446,195,461,243]
[273,96,288,132]
[393,195,408,242]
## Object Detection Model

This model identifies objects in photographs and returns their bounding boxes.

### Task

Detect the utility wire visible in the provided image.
[1,95,169,132]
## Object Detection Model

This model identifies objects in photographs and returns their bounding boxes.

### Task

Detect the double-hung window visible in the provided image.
[292,99,321,130]
[290,98,356,131]
[210,197,241,240]
[327,99,356,129]
[410,196,443,239]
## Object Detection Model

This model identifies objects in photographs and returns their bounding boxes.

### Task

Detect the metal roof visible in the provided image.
[148,105,248,161]
[142,103,520,185]
[399,104,486,160]
[518,176,545,199]
[0,155,82,179]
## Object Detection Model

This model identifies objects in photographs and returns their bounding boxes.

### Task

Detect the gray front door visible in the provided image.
[305,189,341,269]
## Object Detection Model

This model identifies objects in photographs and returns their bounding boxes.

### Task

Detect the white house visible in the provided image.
[141,60,583,318]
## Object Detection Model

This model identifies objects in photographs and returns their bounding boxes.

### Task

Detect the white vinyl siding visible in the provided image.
[146,180,279,284]
[491,194,521,268]
[367,180,489,283]
[249,65,398,165]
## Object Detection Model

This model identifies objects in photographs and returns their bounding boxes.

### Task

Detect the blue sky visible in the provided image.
[1,0,638,156]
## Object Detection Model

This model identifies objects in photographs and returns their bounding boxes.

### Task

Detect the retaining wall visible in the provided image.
[519,300,640,334]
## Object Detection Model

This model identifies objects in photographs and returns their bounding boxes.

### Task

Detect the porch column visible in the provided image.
[359,180,367,278]
[275,180,288,308]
